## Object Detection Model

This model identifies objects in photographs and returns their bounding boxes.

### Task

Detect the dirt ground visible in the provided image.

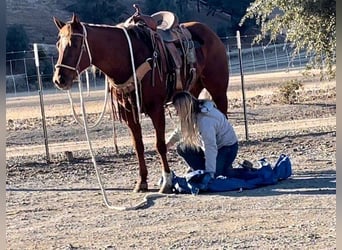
[6,71,336,249]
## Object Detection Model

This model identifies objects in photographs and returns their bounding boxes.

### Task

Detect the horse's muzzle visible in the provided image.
[52,71,73,90]
[53,73,66,90]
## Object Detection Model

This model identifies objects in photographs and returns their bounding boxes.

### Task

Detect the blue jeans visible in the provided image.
[176,142,238,178]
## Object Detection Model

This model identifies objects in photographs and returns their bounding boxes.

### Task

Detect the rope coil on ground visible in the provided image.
[76,75,170,210]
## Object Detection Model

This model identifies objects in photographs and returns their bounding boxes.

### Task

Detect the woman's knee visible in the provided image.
[176,144,186,156]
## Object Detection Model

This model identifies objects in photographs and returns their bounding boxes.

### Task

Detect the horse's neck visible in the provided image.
[87,25,133,83]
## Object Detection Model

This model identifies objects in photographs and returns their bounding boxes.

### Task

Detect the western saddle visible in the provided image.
[125,4,197,93]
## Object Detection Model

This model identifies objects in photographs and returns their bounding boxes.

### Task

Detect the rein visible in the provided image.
[62,24,169,210]
[58,23,147,124]
[76,75,169,210]
[118,27,142,122]
[67,71,109,129]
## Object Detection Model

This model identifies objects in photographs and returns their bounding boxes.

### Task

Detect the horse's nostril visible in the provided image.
[53,75,59,85]
[53,76,68,90]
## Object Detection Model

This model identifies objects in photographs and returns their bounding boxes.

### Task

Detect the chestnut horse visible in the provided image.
[52,13,229,194]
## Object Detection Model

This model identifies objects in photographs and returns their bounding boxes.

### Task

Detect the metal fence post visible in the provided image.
[274,42,279,70]
[34,43,50,163]
[262,43,268,72]
[9,60,17,95]
[236,31,249,141]
[23,57,30,93]
[251,44,256,73]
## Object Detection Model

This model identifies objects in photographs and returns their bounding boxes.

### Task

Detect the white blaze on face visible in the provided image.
[60,35,71,50]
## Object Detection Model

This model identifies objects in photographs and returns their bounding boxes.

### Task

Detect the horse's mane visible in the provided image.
[57,21,70,35]
[85,21,154,51]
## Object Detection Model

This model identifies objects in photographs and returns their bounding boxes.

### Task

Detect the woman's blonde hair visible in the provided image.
[172,92,201,148]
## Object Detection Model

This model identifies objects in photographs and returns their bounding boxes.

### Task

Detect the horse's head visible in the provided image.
[52,14,91,90]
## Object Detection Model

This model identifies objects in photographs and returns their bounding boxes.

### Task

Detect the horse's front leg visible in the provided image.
[120,106,148,192]
[149,107,173,194]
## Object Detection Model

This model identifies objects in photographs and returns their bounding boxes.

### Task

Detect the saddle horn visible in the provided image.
[131,4,157,31]
[133,4,141,16]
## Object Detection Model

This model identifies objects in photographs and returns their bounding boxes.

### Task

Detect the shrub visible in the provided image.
[6,25,30,57]
[278,79,303,104]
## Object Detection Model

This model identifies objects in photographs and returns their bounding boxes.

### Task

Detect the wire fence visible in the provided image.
[5,37,314,96]
[6,37,336,160]
[227,41,309,75]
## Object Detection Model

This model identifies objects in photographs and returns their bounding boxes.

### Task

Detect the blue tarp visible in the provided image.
[171,154,292,195]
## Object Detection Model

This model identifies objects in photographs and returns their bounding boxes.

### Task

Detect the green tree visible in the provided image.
[187,0,256,37]
[240,0,336,79]
[221,0,256,35]
[65,0,127,24]
[6,24,29,55]
[145,0,177,15]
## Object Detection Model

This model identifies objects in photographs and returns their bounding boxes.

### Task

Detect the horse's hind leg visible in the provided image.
[119,106,148,192]
[201,67,229,115]
[148,106,173,194]
[190,75,228,116]
[188,78,204,99]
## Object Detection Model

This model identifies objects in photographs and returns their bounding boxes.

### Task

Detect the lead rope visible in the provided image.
[86,70,90,96]
[67,71,109,129]
[119,27,142,123]
[77,75,168,210]
[66,22,108,129]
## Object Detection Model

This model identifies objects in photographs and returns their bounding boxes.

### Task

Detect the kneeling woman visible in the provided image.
[167,91,239,178]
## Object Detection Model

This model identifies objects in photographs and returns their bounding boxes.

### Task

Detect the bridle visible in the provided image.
[55,23,92,75]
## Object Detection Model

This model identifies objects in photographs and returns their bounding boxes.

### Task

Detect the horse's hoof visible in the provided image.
[158,171,174,194]
[133,182,148,193]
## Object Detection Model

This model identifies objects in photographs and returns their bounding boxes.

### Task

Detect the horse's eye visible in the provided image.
[71,41,78,48]
[71,37,81,48]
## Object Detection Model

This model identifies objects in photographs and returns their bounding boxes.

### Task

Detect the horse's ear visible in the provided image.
[71,13,80,24]
[53,17,65,30]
